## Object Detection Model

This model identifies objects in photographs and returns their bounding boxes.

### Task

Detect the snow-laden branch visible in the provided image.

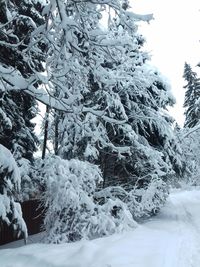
[180,124,200,140]
[126,12,154,23]
[0,66,128,125]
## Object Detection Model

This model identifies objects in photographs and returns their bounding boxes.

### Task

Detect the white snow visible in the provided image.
[0,144,27,237]
[1,189,200,267]
[0,144,21,189]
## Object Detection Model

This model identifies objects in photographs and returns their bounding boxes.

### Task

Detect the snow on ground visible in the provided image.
[0,232,45,249]
[1,189,200,267]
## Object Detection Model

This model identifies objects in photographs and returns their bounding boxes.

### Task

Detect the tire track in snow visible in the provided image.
[164,191,200,267]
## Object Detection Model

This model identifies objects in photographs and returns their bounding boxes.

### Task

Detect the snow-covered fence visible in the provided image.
[0,200,44,245]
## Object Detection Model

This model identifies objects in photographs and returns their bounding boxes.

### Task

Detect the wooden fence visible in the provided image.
[0,199,44,246]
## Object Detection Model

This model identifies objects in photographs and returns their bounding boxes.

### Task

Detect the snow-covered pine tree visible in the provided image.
[45,0,182,214]
[183,62,200,128]
[0,0,46,202]
[174,63,200,187]
[0,0,45,161]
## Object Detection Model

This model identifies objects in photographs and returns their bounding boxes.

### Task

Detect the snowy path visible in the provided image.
[1,189,200,267]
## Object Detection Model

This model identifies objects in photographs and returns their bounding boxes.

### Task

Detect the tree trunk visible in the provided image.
[42,106,50,159]
[102,153,116,188]
[54,112,59,155]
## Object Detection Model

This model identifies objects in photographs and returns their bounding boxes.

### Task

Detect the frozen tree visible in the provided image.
[176,63,200,185]
[183,62,200,128]
[0,0,45,160]
[0,0,47,200]
[50,0,182,197]
[0,144,27,239]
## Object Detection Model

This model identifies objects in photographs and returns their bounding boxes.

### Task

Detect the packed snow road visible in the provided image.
[1,189,200,267]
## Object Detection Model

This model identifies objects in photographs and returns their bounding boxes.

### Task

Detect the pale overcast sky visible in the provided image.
[133,0,200,126]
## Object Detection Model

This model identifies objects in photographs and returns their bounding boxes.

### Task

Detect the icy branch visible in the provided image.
[127,12,154,23]
[180,124,200,140]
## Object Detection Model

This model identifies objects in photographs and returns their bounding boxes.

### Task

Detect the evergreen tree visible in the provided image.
[183,62,200,128]
[46,1,182,199]
[0,0,45,227]
[0,0,45,161]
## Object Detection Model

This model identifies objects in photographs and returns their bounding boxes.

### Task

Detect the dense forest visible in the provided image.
[0,0,200,244]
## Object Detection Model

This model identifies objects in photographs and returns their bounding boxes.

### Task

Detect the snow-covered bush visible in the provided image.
[95,177,168,220]
[128,178,169,219]
[17,158,43,201]
[0,145,27,238]
[41,156,136,243]
[86,198,136,239]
